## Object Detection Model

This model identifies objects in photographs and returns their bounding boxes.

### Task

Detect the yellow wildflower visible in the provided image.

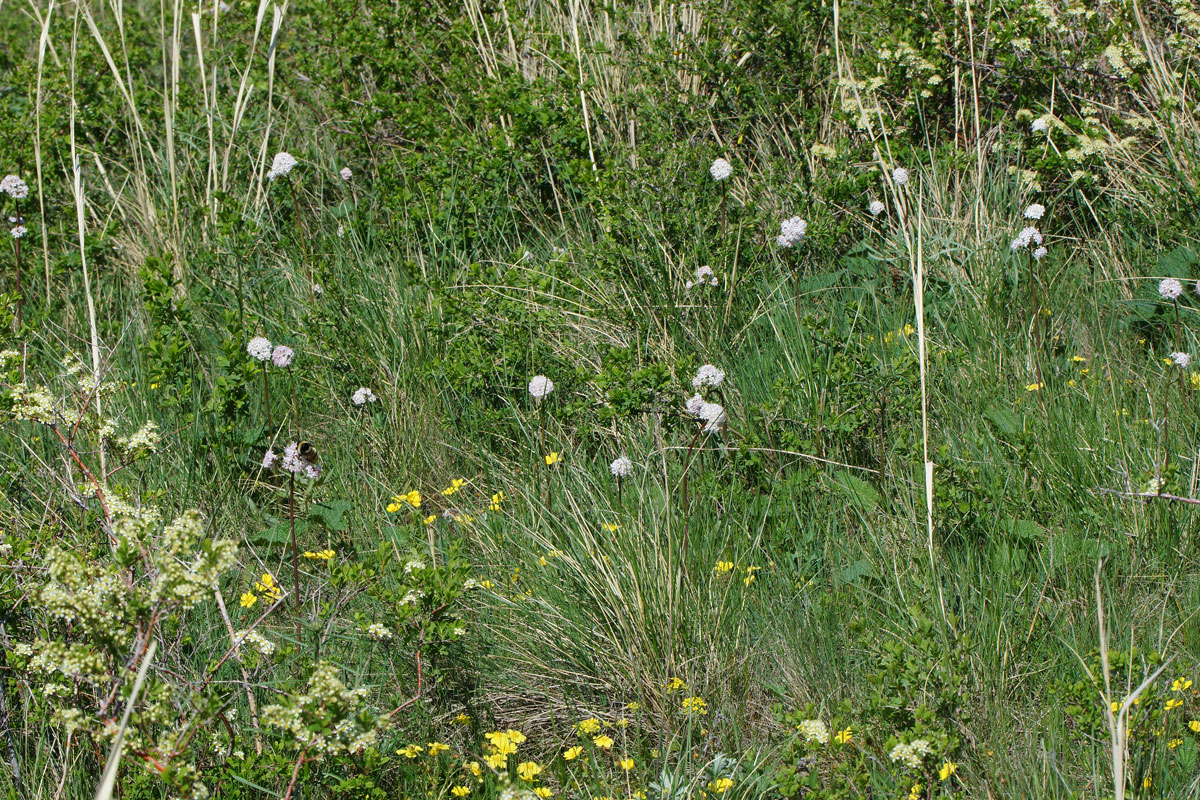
[835,728,852,744]
[428,742,450,756]
[563,746,583,761]
[489,491,505,511]
[397,744,423,758]
[239,592,257,608]
[424,514,437,525]
[576,718,602,735]
[593,735,614,749]
[533,789,553,799]
[466,761,482,777]
[452,788,471,797]
[1167,698,1183,711]
[939,761,956,781]
[626,702,639,711]
[1172,678,1193,692]
[484,753,507,770]
[442,479,466,496]
[302,549,335,560]
[681,696,708,716]
[715,561,734,574]
[455,713,471,724]
[1025,382,1043,392]
[666,677,687,692]
[602,523,620,532]
[709,779,733,794]
[507,729,527,744]
[1189,720,1200,732]
[544,452,561,466]
[517,762,543,782]
[618,758,634,770]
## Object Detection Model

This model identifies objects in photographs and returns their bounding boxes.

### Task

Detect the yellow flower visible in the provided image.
[1072,355,1086,362]
[665,677,687,692]
[1111,701,1120,713]
[618,758,634,770]
[302,549,335,560]
[709,778,733,794]
[485,731,512,748]
[1025,382,1043,392]
[616,717,629,728]
[466,761,482,777]
[489,491,506,511]
[743,566,760,586]
[539,556,548,567]
[1192,372,1200,390]
[533,788,553,798]
[442,478,466,496]
[452,788,471,797]
[544,452,561,466]
[834,728,852,744]
[428,742,450,756]
[507,729,527,744]
[715,561,734,574]
[239,592,257,608]
[938,761,956,781]
[593,735,614,749]
[1189,720,1200,732]
[903,323,915,336]
[602,523,620,532]
[1143,776,1152,790]
[455,713,471,724]
[563,746,583,761]
[254,573,283,601]
[517,761,543,782]
[454,513,475,525]
[483,753,507,770]
[397,744,423,758]
[1169,738,1183,749]
[424,514,437,525]
[681,696,708,716]
[491,739,517,756]
[1172,678,1193,692]
[576,718,602,735]
[626,702,640,711]
[1167,698,1183,711]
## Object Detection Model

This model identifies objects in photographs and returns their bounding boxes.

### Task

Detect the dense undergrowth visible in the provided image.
[3,0,1200,798]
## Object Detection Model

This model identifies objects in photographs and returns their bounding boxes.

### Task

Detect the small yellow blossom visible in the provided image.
[533,788,553,799]
[452,788,471,797]
[1172,678,1193,692]
[398,744,423,758]
[563,746,583,760]
[593,735,614,749]
[1167,698,1183,711]
[424,514,437,525]
[544,452,562,466]
[302,549,335,560]
[626,702,639,711]
[743,566,760,586]
[1188,720,1200,732]
[239,592,257,608]
[1169,738,1183,749]
[442,478,466,496]
[1072,355,1086,362]
[466,761,482,777]
[835,728,852,744]
[428,742,450,756]
[254,573,283,601]
[681,696,708,716]
[489,491,505,511]
[577,718,602,735]
[507,730,527,744]
[618,758,634,770]
[709,779,733,794]
[602,523,620,532]
[484,753,508,770]
[517,761,543,782]
[1025,382,1043,392]
[455,713,471,724]
[666,677,687,692]
[939,761,956,781]
[1144,776,1152,789]
[715,561,734,574]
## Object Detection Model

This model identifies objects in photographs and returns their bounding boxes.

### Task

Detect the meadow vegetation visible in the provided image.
[3,0,1200,797]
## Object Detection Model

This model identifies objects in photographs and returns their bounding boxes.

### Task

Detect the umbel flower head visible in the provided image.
[267,151,298,181]
[1031,117,1049,133]
[693,364,725,390]
[0,175,29,199]
[340,167,353,181]
[891,167,909,186]
[352,387,377,406]
[280,441,321,479]
[528,375,554,400]
[11,225,26,239]
[1010,226,1043,252]
[699,402,726,434]
[869,200,885,216]
[1171,352,1191,369]
[1024,203,1045,220]
[1160,278,1184,301]
[247,336,272,362]
[686,265,718,290]
[610,456,633,478]
[709,158,733,182]
[271,344,295,368]
[776,216,807,248]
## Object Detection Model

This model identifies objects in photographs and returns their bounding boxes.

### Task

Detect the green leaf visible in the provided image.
[833,472,881,511]
[309,500,354,532]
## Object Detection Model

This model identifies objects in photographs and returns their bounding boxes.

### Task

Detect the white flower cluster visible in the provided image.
[271,344,295,368]
[400,588,426,606]
[115,420,161,455]
[709,158,733,181]
[267,151,298,181]
[270,442,321,479]
[1031,117,1049,133]
[403,558,426,575]
[247,336,272,362]
[776,216,807,248]
[686,265,718,290]
[687,394,726,434]
[1,174,29,199]
[11,225,26,239]
[1024,203,1045,220]
[1010,225,1043,253]
[1159,278,1184,301]
[891,167,909,186]
[1171,352,1191,368]
[528,374,554,400]
[610,456,633,478]
[352,387,377,406]
[364,622,393,640]
[869,200,885,216]
[340,167,353,181]
[889,738,932,769]
[235,629,276,657]
[796,719,829,745]
[261,662,380,755]
[692,364,725,390]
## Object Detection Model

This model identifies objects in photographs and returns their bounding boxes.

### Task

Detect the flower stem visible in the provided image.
[289,472,300,613]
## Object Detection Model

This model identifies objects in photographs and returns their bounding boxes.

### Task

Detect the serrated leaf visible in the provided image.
[833,472,881,511]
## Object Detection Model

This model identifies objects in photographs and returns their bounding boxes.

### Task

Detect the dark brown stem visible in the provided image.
[281,746,309,800]
[289,473,300,615]
[262,363,273,436]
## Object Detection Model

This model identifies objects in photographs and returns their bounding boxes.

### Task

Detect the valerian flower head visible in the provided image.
[709,158,733,181]
[352,387,377,406]
[271,344,295,368]
[266,151,298,181]
[340,167,353,181]
[11,225,27,238]
[247,337,272,362]
[699,402,726,434]
[1033,246,1048,260]
[891,167,910,186]
[262,449,278,469]
[1,175,29,199]
[1171,352,1191,368]
[610,456,633,478]
[869,200,885,216]
[686,394,706,417]
[1010,226,1043,251]
[776,216,807,248]
[693,364,725,390]
[1024,203,1045,220]
[528,375,554,400]
[1031,117,1049,133]
[1160,278,1184,300]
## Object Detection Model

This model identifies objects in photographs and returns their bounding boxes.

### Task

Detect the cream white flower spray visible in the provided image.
[2,175,29,331]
